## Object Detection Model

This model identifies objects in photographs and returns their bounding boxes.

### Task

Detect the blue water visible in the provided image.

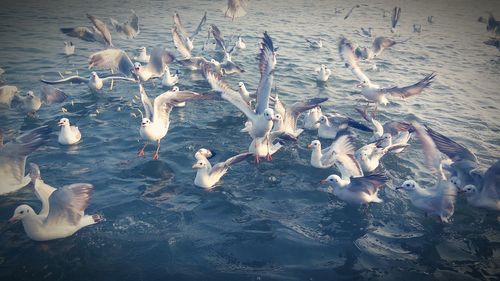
[0,0,499,280]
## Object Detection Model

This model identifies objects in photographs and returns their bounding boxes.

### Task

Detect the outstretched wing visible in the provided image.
[152,90,201,123]
[255,32,276,114]
[481,160,500,199]
[88,49,135,77]
[191,12,207,38]
[210,152,252,178]
[382,73,435,99]
[40,76,88,85]
[145,47,175,77]
[338,37,371,83]
[424,124,478,163]
[413,122,446,180]
[60,27,96,42]
[130,10,139,33]
[87,14,112,47]
[139,84,153,120]
[349,174,388,194]
[45,183,93,226]
[172,27,192,59]
[40,85,68,104]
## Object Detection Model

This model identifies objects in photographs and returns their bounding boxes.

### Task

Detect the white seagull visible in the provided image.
[8,163,103,241]
[134,47,150,63]
[192,152,252,188]
[137,84,202,160]
[15,86,68,116]
[161,65,179,87]
[41,72,135,92]
[321,173,388,205]
[58,118,81,145]
[316,64,332,82]
[396,123,457,223]
[355,136,409,173]
[458,160,500,211]
[0,126,50,195]
[64,41,75,56]
[316,113,372,139]
[306,38,323,48]
[303,106,322,130]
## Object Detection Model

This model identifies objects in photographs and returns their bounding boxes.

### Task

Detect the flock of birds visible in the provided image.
[0,1,499,243]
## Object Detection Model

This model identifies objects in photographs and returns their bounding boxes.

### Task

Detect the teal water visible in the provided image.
[0,0,499,280]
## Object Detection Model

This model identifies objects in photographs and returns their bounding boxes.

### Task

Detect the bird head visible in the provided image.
[9,205,34,222]
[140,118,151,128]
[192,160,207,169]
[396,180,417,191]
[307,140,321,150]
[58,118,70,126]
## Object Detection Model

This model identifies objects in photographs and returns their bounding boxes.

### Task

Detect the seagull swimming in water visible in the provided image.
[8,163,103,241]
[64,41,75,56]
[15,86,67,116]
[321,173,388,205]
[458,160,500,211]
[315,64,332,82]
[58,118,81,145]
[133,47,150,63]
[316,113,373,139]
[161,65,179,87]
[192,151,252,188]
[306,38,323,48]
[303,106,322,130]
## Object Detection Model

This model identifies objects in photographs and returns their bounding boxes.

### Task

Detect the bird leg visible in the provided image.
[265,134,272,161]
[137,143,147,156]
[152,140,161,160]
[110,69,114,91]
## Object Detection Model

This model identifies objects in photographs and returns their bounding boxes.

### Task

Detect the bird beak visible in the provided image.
[315,120,321,124]
[307,144,313,149]
[457,189,465,194]
[356,83,363,88]
[320,179,327,184]
[8,215,19,223]
[58,122,64,126]
[191,163,199,169]
[395,186,403,190]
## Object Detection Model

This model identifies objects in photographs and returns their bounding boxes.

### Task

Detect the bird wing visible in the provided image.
[424,124,478,163]
[481,160,500,199]
[45,183,93,226]
[130,10,139,33]
[255,32,276,114]
[173,12,189,38]
[29,163,56,217]
[349,174,388,194]
[109,18,124,33]
[413,122,446,180]
[383,121,413,135]
[152,90,201,123]
[191,11,207,38]
[40,85,68,104]
[100,76,136,83]
[204,66,254,119]
[382,72,435,99]
[40,76,88,85]
[146,47,175,77]
[60,27,96,42]
[391,7,401,29]
[325,135,363,178]
[338,37,371,83]
[88,49,135,77]
[0,126,50,188]
[286,97,328,131]
[139,84,153,120]
[209,152,252,178]
[372,37,396,54]
[87,14,112,47]
[172,27,192,59]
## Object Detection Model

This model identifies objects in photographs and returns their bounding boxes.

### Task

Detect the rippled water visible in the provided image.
[0,0,499,280]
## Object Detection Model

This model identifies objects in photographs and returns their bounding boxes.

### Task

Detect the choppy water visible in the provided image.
[0,0,499,280]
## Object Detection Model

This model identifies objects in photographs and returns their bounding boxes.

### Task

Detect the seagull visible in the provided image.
[344,4,366,20]
[161,66,179,87]
[484,38,500,51]
[316,113,373,139]
[357,72,436,106]
[64,41,75,56]
[338,37,372,84]
[427,16,434,24]
[358,36,410,60]
[110,10,140,39]
[424,125,481,189]
[413,24,422,33]
[0,85,20,106]
[41,72,135,93]
[355,106,412,153]
[60,26,104,43]
[87,14,113,47]
[359,27,373,37]
[173,11,207,51]
[133,47,150,63]
[308,134,363,178]
[321,174,388,205]
[0,126,51,195]
[248,131,288,163]
[355,136,409,173]
[303,106,322,130]
[205,32,277,142]
[88,47,175,81]
[396,123,457,223]
[8,163,103,241]
[237,82,252,105]
[273,94,328,137]
[306,38,323,48]
[170,86,186,107]
[172,26,219,71]
[137,84,202,160]
[458,160,500,211]
[391,7,402,33]
[236,36,246,49]
[15,86,67,116]
[192,152,252,188]
[316,64,332,82]
[58,118,81,145]
[224,0,248,21]
[203,25,244,75]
